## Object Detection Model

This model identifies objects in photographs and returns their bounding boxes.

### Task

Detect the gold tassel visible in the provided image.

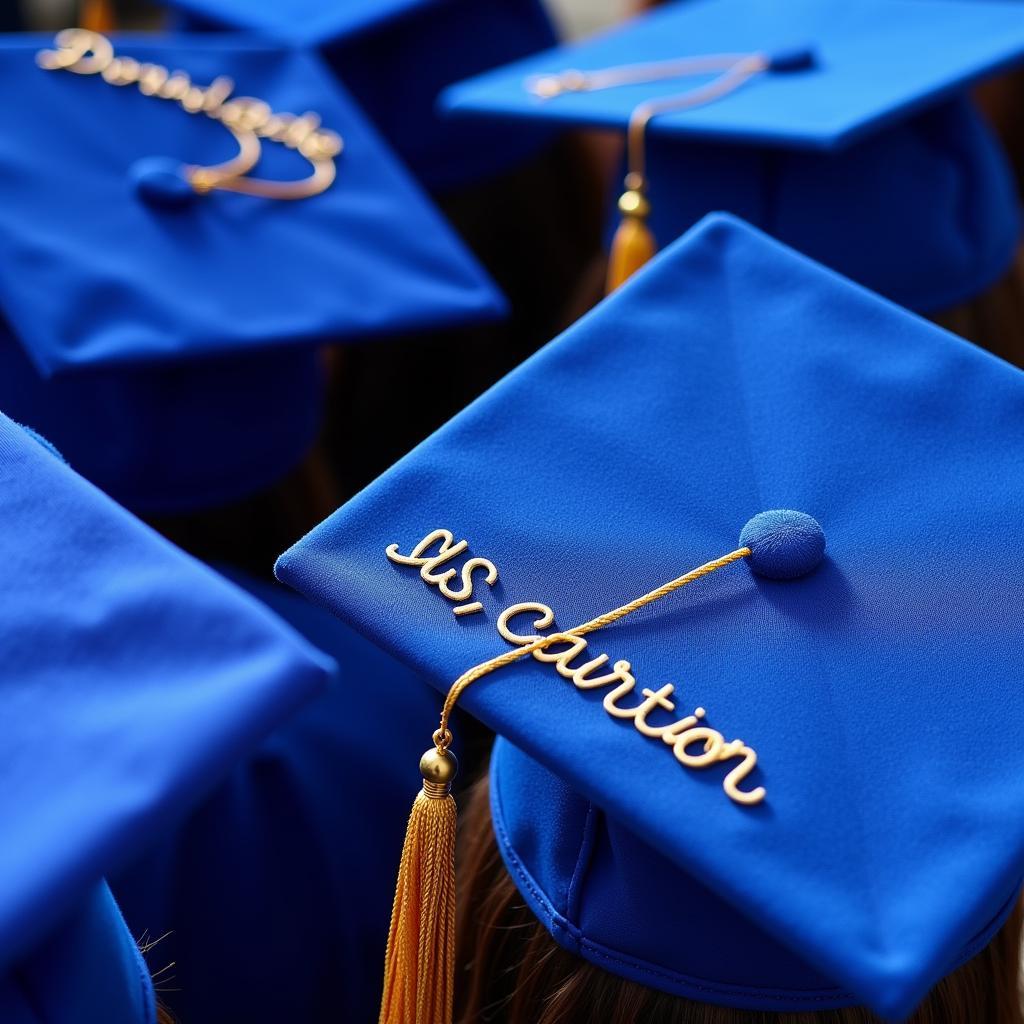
[379,747,458,1024]
[606,187,656,294]
[80,0,117,32]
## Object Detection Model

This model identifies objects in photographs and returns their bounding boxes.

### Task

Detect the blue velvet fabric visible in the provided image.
[113,570,440,1024]
[163,0,558,191]
[0,884,157,1024]
[0,36,505,511]
[491,739,1014,1015]
[442,0,1024,312]
[633,97,1019,313]
[277,214,1024,1021]
[0,412,334,990]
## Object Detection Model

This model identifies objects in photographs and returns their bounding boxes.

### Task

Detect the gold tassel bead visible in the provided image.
[617,187,650,218]
[606,189,657,294]
[420,747,458,792]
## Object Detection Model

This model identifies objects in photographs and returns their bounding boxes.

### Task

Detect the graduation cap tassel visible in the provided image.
[607,98,660,294]
[534,51,816,294]
[378,745,458,1024]
[607,172,657,293]
[528,53,808,294]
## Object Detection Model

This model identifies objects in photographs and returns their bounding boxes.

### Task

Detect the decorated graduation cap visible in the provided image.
[277,212,1024,1022]
[155,0,557,191]
[0,30,503,513]
[443,0,1024,306]
[0,412,335,1018]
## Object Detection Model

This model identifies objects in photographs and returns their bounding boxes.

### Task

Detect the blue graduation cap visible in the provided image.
[1,882,157,1024]
[156,0,559,191]
[277,212,1024,1022]
[112,568,444,1024]
[0,31,504,513]
[0,413,336,1022]
[442,0,1024,309]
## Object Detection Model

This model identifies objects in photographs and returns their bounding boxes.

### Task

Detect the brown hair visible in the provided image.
[455,776,1023,1024]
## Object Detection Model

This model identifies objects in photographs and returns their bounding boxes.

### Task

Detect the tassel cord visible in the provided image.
[625,54,768,196]
[434,545,751,752]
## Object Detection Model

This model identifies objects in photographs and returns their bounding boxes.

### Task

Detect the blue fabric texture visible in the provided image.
[0,884,157,1024]
[635,97,1019,313]
[113,570,440,1024]
[0,412,335,996]
[277,213,1024,1021]
[442,0,1024,312]
[0,36,504,511]
[0,329,325,514]
[163,0,558,190]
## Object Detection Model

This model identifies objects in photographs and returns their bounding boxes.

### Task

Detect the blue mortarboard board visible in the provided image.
[0,33,503,512]
[0,412,335,1004]
[442,0,1024,311]
[113,568,442,1024]
[277,213,1024,1021]
[158,0,558,191]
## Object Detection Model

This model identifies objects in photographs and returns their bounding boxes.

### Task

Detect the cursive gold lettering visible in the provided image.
[384,530,765,806]
[572,656,633,690]
[672,727,725,768]
[602,673,640,717]
[387,528,460,565]
[719,742,765,806]
[660,707,705,743]
[37,30,342,168]
[389,529,500,618]
[497,602,554,644]
[438,557,499,603]
[534,635,590,678]
[632,685,678,737]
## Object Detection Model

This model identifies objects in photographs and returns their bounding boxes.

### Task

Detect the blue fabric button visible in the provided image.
[740,509,826,580]
[129,156,195,208]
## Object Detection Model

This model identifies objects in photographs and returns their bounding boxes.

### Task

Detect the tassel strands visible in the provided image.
[379,747,458,1024]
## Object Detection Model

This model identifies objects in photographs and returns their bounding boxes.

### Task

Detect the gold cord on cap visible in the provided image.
[529,51,772,292]
[37,29,343,201]
[434,545,752,751]
[379,539,757,1024]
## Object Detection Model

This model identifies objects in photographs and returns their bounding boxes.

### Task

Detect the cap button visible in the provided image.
[130,156,196,208]
[765,46,817,73]
[740,510,825,580]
